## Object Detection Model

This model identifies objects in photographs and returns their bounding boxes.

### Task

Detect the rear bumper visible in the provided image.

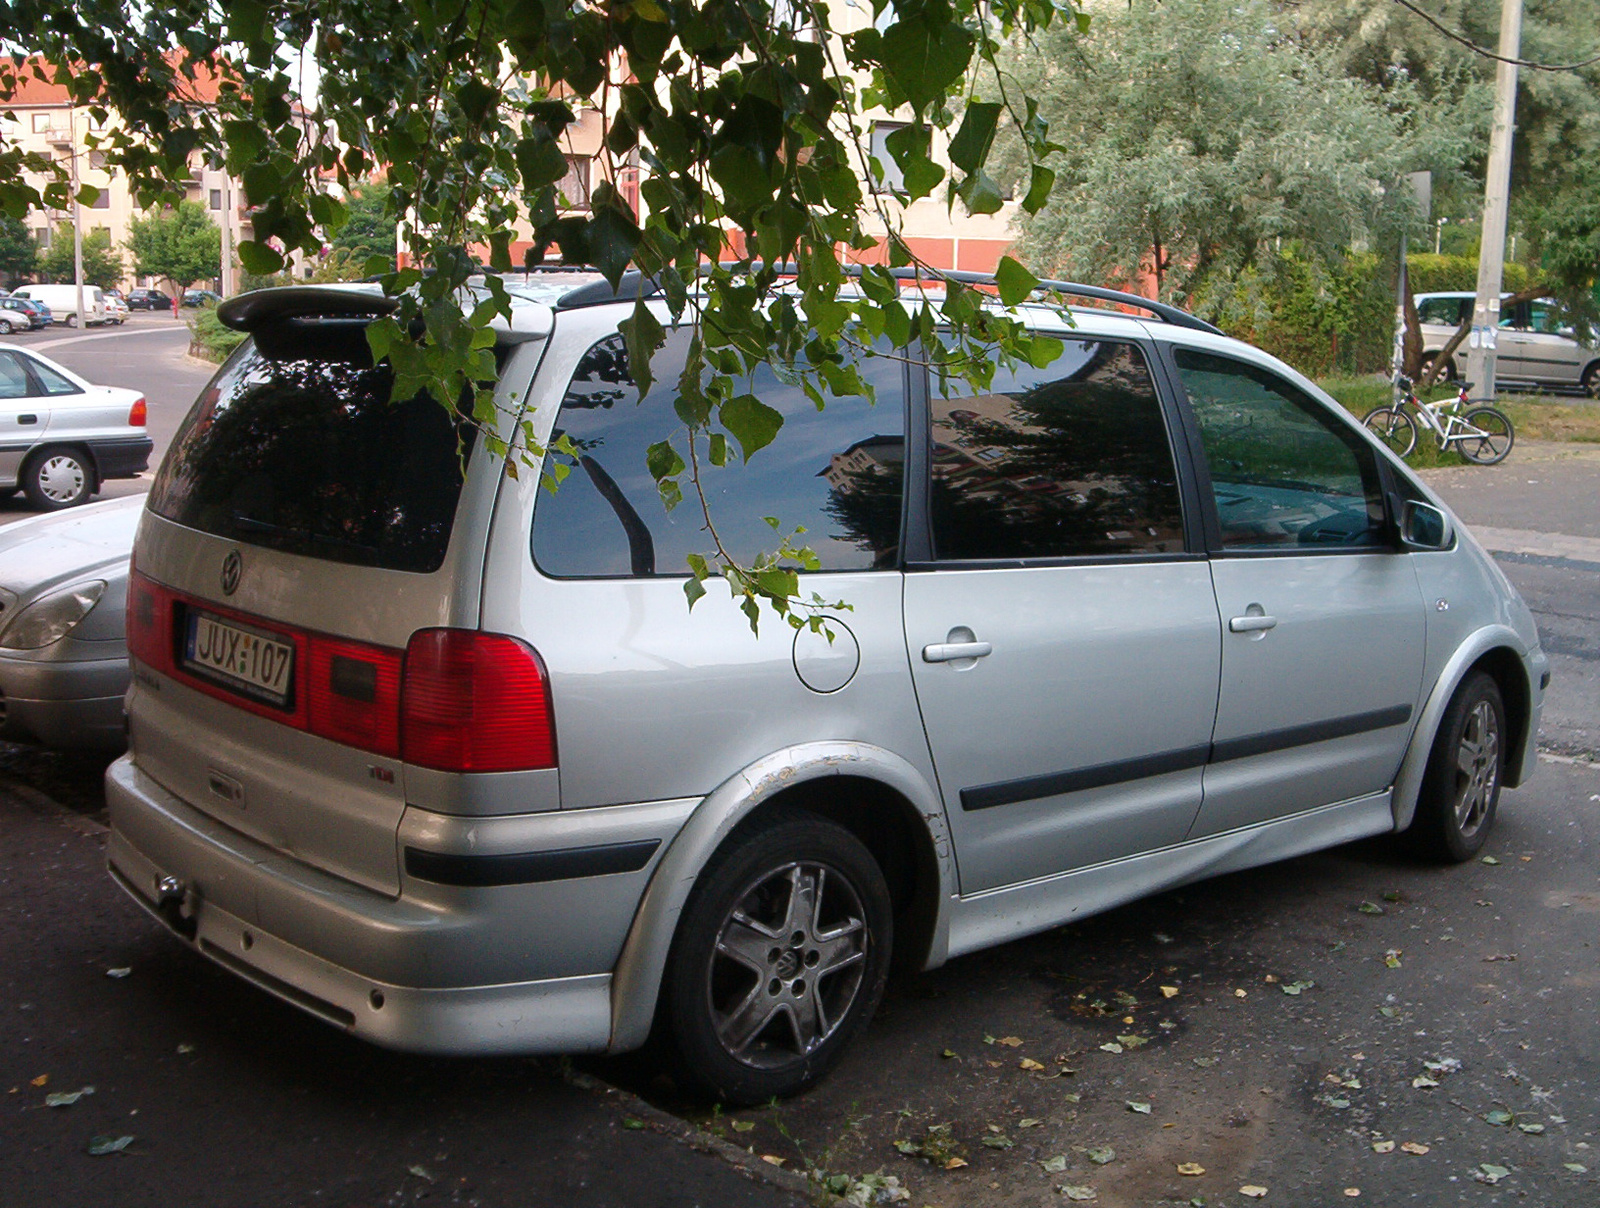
[105,755,690,1055]
[88,436,153,481]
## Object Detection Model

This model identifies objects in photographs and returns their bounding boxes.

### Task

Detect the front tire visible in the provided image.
[1582,362,1600,400]
[1405,672,1505,863]
[1363,406,1417,457]
[0,316,13,335]
[21,447,94,510]
[658,810,892,1104]
[1458,407,1513,465]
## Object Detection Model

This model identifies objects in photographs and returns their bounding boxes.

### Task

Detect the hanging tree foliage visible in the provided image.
[3,0,1079,628]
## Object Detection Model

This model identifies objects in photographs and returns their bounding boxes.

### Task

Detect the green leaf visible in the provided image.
[87,1135,134,1156]
[645,439,684,481]
[955,171,1004,216]
[1022,164,1055,214]
[618,299,663,397]
[708,433,728,466]
[995,255,1039,306]
[237,240,283,274]
[880,19,974,114]
[948,102,1002,175]
[719,394,784,461]
[587,204,640,287]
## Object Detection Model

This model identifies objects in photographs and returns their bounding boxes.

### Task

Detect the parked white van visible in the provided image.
[11,284,108,328]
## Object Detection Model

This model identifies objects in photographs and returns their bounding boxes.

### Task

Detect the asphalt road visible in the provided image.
[1,314,210,527]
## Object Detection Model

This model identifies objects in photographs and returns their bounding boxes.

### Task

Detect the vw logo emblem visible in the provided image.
[220,550,242,596]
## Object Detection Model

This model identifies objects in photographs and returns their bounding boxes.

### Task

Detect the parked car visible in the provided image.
[1417,290,1600,396]
[127,288,169,311]
[0,494,139,751]
[0,344,151,510]
[104,295,129,325]
[108,276,1545,1104]
[9,283,109,327]
[0,296,52,333]
[182,288,222,308]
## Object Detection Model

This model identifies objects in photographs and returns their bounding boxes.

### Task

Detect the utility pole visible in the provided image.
[1462,0,1523,401]
[219,167,234,297]
[68,106,86,328]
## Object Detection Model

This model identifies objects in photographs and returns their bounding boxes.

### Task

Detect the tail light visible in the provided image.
[401,629,557,772]
[124,577,554,773]
[128,396,147,426]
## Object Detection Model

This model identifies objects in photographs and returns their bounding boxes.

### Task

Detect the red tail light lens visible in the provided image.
[128,396,147,426]
[308,637,402,758]
[126,570,174,674]
[401,629,557,772]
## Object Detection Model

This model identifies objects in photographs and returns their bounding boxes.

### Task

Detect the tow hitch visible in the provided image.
[156,875,198,940]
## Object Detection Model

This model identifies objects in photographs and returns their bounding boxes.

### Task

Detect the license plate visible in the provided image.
[182,610,295,707]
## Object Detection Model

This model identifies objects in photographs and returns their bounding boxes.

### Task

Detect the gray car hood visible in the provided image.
[0,494,142,599]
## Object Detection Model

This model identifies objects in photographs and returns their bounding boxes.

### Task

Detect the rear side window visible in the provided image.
[929,338,1184,560]
[1173,349,1385,550]
[27,356,81,396]
[532,330,905,577]
[148,327,489,573]
[0,351,30,399]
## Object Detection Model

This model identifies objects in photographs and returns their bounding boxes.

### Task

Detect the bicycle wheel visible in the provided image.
[1363,406,1417,457]
[1457,407,1514,465]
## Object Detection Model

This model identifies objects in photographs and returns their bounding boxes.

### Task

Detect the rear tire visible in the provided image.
[657,809,892,1104]
[1458,407,1513,465]
[21,446,94,510]
[1582,362,1600,400]
[1362,406,1417,458]
[1404,672,1505,863]
[1423,354,1457,383]
[65,313,78,328]
[0,316,13,335]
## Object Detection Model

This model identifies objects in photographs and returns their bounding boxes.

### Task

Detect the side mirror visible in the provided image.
[1399,500,1453,551]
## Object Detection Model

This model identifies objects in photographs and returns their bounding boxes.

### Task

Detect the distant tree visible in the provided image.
[0,211,35,284]
[39,223,124,288]
[328,181,396,268]
[126,201,220,294]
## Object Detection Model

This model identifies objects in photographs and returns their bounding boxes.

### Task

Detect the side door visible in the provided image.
[0,349,47,487]
[1166,348,1426,838]
[904,333,1222,895]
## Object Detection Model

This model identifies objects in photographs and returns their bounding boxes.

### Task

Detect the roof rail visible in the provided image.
[557,261,1222,336]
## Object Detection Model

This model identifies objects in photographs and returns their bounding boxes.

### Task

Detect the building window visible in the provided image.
[32,113,53,133]
[210,189,223,211]
[88,150,108,169]
[35,228,51,249]
[558,156,592,210]
[869,121,907,194]
[91,189,111,209]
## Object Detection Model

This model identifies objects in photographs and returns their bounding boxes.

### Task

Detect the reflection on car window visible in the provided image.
[533,330,905,577]
[929,339,1184,560]
[27,357,81,396]
[1174,349,1385,551]
[0,351,31,400]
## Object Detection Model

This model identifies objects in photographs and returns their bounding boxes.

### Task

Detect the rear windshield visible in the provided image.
[149,323,496,573]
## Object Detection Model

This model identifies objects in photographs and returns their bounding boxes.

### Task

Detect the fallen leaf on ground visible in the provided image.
[1116,1035,1148,1049]
[1152,932,1173,943]
[1019,1118,1043,1128]
[29,1076,47,1087]
[1344,1188,1361,1197]
[1263,974,1278,983]
[1160,986,1180,998]
[1193,1056,1217,1068]
[941,1049,958,1059]
[1412,1075,1439,1089]
[1400,1142,1429,1155]
[1371,1140,1395,1153]
[1177,1162,1205,1176]
[1099,1043,1124,1055]
[981,1134,1014,1150]
[731,1120,755,1133]
[1384,950,1402,969]
[1358,901,1385,915]
[1423,1058,1460,1073]
[1485,1109,1513,1126]
[1020,1058,1047,1072]
[177,1044,195,1054]
[1564,1163,1588,1173]
[1041,1155,1068,1173]
[407,1166,436,1183]
[943,1157,967,1170]
[1483,953,1517,962]
[1475,1163,1510,1184]
[87,1135,134,1156]
[1281,980,1314,996]
[1383,890,1404,902]
[1518,1122,1545,1135]
[622,1118,645,1130]
[1239,1185,1268,1198]
[1481,855,1500,865]
[1060,1186,1096,1201]
[760,1155,786,1167]
[1127,1101,1152,1114]
[1086,1146,1115,1165]
[1234,989,1247,998]
[44,1087,94,1107]
[996,1036,1024,1048]
[105,968,131,979]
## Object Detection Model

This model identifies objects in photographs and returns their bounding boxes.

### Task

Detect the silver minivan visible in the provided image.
[107,277,1545,1103]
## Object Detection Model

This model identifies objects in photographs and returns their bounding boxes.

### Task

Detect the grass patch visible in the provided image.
[186,305,245,363]
[1317,374,1600,466]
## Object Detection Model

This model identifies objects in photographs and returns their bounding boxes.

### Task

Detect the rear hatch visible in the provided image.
[126,303,540,895]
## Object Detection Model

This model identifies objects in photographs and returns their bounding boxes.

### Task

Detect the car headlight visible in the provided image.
[0,581,107,650]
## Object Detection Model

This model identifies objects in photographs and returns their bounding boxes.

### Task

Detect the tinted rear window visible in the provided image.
[148,325,491,573]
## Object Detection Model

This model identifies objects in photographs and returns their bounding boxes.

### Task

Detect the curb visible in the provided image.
[561,1066,837,1205]
[0,771,109,838]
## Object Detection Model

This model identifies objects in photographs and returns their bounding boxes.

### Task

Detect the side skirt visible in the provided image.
[944,791,1393,962]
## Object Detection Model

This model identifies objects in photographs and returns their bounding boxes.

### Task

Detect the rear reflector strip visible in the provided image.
[404,839,660,887]
[127,571,555,771]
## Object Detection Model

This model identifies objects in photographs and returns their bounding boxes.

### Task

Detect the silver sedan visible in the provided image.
[0,494,140,751]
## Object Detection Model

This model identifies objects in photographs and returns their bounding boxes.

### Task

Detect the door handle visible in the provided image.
[1228,614,1278,633]
[922,640,993,663]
